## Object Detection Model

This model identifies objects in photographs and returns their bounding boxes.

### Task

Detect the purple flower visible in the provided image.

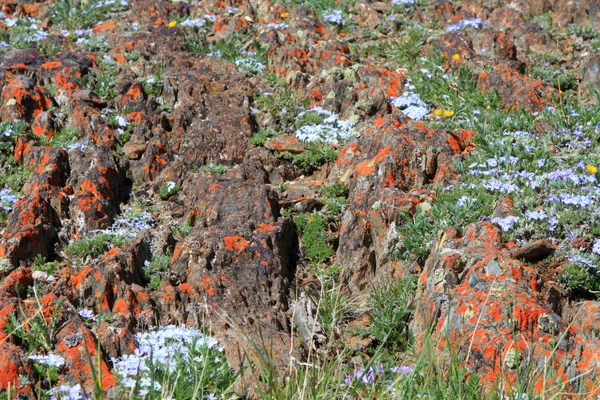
[78,308,97,321]
[483,178,519,194]
[547,169,580,184]
[29,354,65,368]
[524,210,547,220]
[593,239,600,255]
[446,18,484,32]
[568,256,595,268]
[391,365,414,374]
[403,105,429,121]
[491,216,519,232]
[322,9,345,25]
[457,196,476,207]
[548,215,558,231]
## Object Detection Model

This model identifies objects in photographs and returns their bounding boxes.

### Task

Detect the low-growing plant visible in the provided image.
[201,163,230,175]
[293,212,334,263]
[171,216,195,239]
[141,253,171,290]
[6,288,65,353]
[158,182,181,200]
[278,143,338,174]
[65,233,127,260]
[48,0,128,30]
[364,276,415,351]
[32,255,59,275]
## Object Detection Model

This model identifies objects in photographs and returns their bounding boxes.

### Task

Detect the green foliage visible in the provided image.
[158,182,181,200]
[48,0,128,30]
[201,163,230,175]
[364,276,415,351]
[279,143,338,174]
[65,233,127,260]
[141,254,171,290]
[172,216,194,239]
[32,255,59,275]
[319,183,349,214]
[250,128,280,146]
[560,262,600,293]
[6,291,65,353]
[0,164,33,193]
[41,126,79,148]
[294,213,334,263]
[119,336,238,399]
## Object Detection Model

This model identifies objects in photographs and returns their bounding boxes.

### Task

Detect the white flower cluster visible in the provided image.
[234,58,266,74]
[295,106,355,143]
[112,325,224,396]
[391,91,428,120]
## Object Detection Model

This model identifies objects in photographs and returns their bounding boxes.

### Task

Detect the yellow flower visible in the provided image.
[434,108,442,117]
[486,105,491,110]
[452,53,461,62]
[443,109,455,117]
[587,165,598,174]
[168,20,177,28]
[280,11,289,18]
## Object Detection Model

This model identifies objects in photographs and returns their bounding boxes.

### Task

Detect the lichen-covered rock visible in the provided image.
[411,222,600,393]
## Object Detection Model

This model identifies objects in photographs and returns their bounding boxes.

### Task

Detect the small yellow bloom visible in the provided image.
[404,39,409,44]
[434,108,442,117]
[280,11,289,18]
[443,109,455,117]
[168,20,177,28]
[486,105,491,110]
[587,165,598,174]
[452,53,461,62]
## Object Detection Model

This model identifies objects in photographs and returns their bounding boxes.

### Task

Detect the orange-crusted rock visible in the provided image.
[411,222,600,395]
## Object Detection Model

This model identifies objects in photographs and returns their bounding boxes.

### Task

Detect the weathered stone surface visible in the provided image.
[410,222,600,393]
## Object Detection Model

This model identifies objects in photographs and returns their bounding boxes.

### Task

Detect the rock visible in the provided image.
[513,239,556,262]
[122,141,147,159]
[264,136,306,153]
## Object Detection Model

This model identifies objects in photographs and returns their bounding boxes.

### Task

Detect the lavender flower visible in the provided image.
[457,196,477,207]
[323,9,345,25]
[234,58,265,74]
[524,210,547,220]
[78,308,97,321]
[491,216,519,232]
[391,91,428,120]
[29,354,65,368]
[568,256,595,268]
[181,18,206,28]
[446,18,484,32]
[112,325,225,394]
[592,239,600,255]
[48,383,86,400]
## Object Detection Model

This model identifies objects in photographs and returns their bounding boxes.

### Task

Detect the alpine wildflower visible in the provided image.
[168,20,177,28]
[586,164,598,174]
[452,53,461,62]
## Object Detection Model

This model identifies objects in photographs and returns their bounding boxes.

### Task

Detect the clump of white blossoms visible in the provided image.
[391,90,429,121]
[111,325,234,397]
[295,106,355,143]
[234,58,266,74]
